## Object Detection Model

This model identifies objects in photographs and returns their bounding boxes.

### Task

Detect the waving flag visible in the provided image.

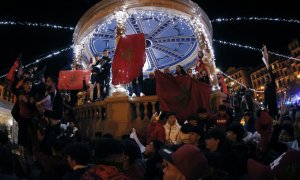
[58,70,91,90]
[262,45,270,69]
[155,70,211,123]
[112,33,146,85]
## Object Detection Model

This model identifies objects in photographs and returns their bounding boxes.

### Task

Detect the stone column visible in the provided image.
[103,96,132,137]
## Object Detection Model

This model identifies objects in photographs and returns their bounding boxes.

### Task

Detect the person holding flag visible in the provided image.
[262,45,278,119]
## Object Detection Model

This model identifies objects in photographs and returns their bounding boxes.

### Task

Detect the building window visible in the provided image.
[287,79,291,85]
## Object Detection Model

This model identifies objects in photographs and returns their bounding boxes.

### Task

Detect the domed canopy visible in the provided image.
[73,0,214,74]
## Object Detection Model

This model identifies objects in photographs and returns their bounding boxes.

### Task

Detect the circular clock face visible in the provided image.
[89,11,198,72]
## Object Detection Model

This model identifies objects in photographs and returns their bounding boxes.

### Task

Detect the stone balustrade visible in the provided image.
[73,95,159,138]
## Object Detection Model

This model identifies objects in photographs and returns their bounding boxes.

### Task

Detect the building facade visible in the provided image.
[250,39,300,103]
[225,67,252,92]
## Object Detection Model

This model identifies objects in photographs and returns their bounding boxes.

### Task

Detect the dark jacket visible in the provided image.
[44,91,63,120]
[264,67,278,118]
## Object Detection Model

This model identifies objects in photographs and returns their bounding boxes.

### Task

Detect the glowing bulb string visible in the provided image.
[218,70,264,93]
[0,45,73,79]
[0,21,74,30]
[213,39,300,62]
[211,17,300,25]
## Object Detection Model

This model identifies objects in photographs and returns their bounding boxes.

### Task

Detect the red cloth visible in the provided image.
[58,70,91,90]
[112,33,146,85]
[155,70,211,123]
[220,75,228,94]
[146,122,165,144]
[255,110,273,153]
[6,59,20,82]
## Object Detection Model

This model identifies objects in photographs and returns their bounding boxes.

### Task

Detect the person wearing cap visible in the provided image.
[164,112,181,145]
[176,123,192,144]
[159,144,208,180]
[204,128,229,174]
[226,122,248,178]
[188,125,204,149]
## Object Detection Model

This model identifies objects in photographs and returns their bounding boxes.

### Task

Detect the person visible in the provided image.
[83,139,129,179]
[63,143,91,180]
[226,123,249,178]
[187,68,194,78]
[142,72,156,96]
[143,140,164,180]
[241,112,256,133]
[17,78,36,162]
[99,50,111,99]
[89,56,101,101]
[264,71,278,120]
[159,144,208,180]
[39,76,63,155]
[188,125,204,148]
[204,128,230,177]
[211,104,231,132]
[164,112,181,145]
[44,76,63,121]
[163,67,172,76]
[197,108,213,132]
[173,65,187,77]
[247,150,300,180]
[146,112,165,144]
[195,50,210,84]
[131,71,144,97]
[176,123,191,145]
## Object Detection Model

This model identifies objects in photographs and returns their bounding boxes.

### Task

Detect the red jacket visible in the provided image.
[211,112,231,132]
[146,122,165,144]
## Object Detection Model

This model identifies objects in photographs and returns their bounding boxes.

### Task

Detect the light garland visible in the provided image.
[0,45,73,79]
[219,70,264,93]
[0,21,74,30]
[213,39,300,62]
[211,17,300,24]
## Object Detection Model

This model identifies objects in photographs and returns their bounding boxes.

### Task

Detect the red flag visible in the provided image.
[155,70,211,123]
[112,33,146,85]
[220,74,228,94]
[6,59,20,82]
[58,70,91,90]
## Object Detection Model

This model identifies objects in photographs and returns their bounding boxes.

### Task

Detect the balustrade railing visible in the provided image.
[72,95,159,137]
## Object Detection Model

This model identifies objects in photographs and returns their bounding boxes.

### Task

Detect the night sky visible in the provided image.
[0,0,299,78]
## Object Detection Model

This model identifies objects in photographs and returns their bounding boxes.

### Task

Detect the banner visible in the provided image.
[58,70,91,90]
[155,70,211,123]
[112,33,146,85]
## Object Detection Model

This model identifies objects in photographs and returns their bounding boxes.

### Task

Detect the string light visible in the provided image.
[0,21,74,30]
[213,39,300,62]
[219,70,264,93]
[211,17,300,25]
[0,45,73,79]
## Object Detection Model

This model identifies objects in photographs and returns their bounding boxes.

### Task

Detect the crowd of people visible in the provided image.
[1,50,300,179]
